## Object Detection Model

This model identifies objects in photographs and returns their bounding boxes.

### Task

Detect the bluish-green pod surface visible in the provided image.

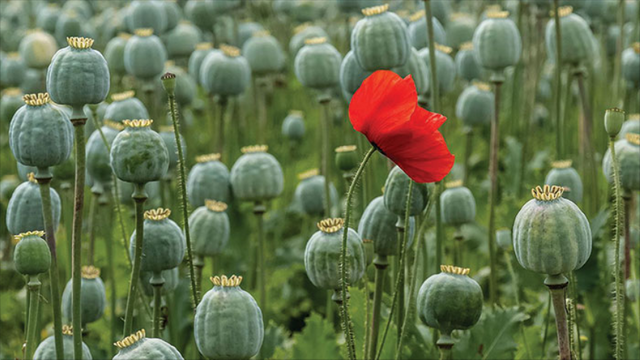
[34,329,93,360]
[6,177,61,235]
[455,44,483,81]
[513,186,592,276]
[194,276,263,360]
[239,22,265,46]
[86,124,121,186]
[127,0,168,36]
[621,45,640,87]
[472,12,522,74]
[46,37,110,107]
[383,165,431,217]
[358,196,416,257]
[110,120,169,184]
[351,4,410,71]
[294,37,342,90]
[62,266,107,325]
[545,7,595,66]
[188,44,216,81]
[620,118,640,138]
[163,22,202,60]
[199,45,251,97]
[189,200,230,257]
[0,88,24,124]
[603,134,640,191]
[417,45,456,94]
[13,232,51,276]
[104,34,129,76]
[339,50,373,102]
[289,24,328,57]
[114,329,184,359]
[407,12,446,50]
[417,266,483,336]
[293,171,339,216]
[162,0,182,32]
[440,182,476,226]
[392,47,429,96]
[164,65,197,107]
[123,29,167,81]
[129,208,185,273]
[455,82,494,128]
[230,146,284,202]
[9,94,74,170]
[0,53,26,87]
[281,111,305,141]
[242,31,285,75]
[185,0,214,32]
[103,90,149,123]
[19,30,58,70]
[186,154,231,207]
[159,128,186,172]
[544,161,583,203]
[446,14,476,50]
[36,5,61,34]
[140,267,180,297]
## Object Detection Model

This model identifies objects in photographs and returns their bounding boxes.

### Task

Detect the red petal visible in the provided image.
[348,70,417,143]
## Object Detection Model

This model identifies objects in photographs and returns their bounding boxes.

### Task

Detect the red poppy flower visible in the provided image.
[349,70,454,183]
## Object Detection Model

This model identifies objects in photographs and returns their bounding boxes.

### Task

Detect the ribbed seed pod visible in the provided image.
[289,23,328,57]
[293,169,339,216]
[104,33,130,77]
[239,22,265,47]
[545,6,595,66]
[295,37,342,90]
[622,43,640,87]
[62,266,107,326]
[187,153,231,207]
[6,174,61,235]
[603,133,640,191]
[124,28,167,81]
[544,160,583,203]
[472,10,522,79]
[392,47,429,96]
[129,208,186,273]
[163,22,202,60]
[230,145,284,202]
[282,110,306,141]
[159,126,187,172]
[188,43,216,82]
[243,30,285,75]
[36,5,61,34]
[339,50,373,102]
[0,88,24,124]
[417,44,456,94]
[185,0,214,32]
[189,200,230,258]
[304,218,366,301]
[513,185,592,276]
[446,13,476,50]
[140,267,180,297]
[114,329,184,359]
[383,165,431,217]
[0,53,26,87]
[86,122,122,189]
[455,81,494,128]
[34,326,93,360]
[13,231,51,276]
[335,145,359,172]
[127,0,168,35]
[358,196,416,259]
[104,90,149,123]
[407,10,446,51]
[199,45,251,97]
[620,114,640,138]
[194,276,263,360]
[455,42,483,81]
[440,180,476,227]
[351,4,410,71]
[19,30,58,70]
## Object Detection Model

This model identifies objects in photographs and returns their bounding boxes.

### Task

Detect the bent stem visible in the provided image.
[167,93,200,307]
[71,113,87,360]
[487,79,503,305]
[123,184,148,336]
[25,275,41,360]
[341,147,377,360]
[254,202,267,311]
[545,275,571,360]
[609,136,625,360]
[35,173,64,360]
[320,95,333,217]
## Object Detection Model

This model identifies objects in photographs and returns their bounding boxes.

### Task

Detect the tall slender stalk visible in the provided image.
[423,0,440,112]
[504,251,520,305]
[164,74,200,307]
[367,256,387,360]
[217,97,228,156]
[609,134,625,360]
[151,273,165,338]
[613,0,626,102]
[435,181,443,275]
[254,202,267,310]
[545,275,571,360]
[340,147,377,360]
[463,128,473,185]
[34,173,64,360]
[257,79,268,145]
[70,111,87,360]
[25,275,41,360]
[104,191,117,355]
[87,193,98,266]
[395,219,405,346]
[553,0,563,158]
[487,79,503,304]
[320,96,333,217]
[123,184,147,336]
[623,191,631,279]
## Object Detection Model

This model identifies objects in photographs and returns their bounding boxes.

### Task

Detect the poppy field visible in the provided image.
[1,0,640,359]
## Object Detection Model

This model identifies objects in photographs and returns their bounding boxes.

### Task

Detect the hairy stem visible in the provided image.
[123,184,147,336]
[151,273,165,338]
[609,136,625,360]
[487,80,503,304]
[368,258,387,360]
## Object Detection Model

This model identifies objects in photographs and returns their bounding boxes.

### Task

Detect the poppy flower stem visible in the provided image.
[340,146,377,360]
[546,277,571,360]
[609,135,625,360]
[320,96,333,217]
[25,275,41,360]
[553,0,563,159]
[423,0,440,112]
[488,79,503,305]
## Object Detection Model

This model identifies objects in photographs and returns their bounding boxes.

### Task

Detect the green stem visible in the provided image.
[463,128,473,185]
[613,0,626,102]
[341,147,377,360]
[504,251,519,305]
[546,276,571,360]
[70,114,87,360]
[368,257,387,360]
[168,94,200,307]
[321,97,333,217]
[34,174,64,360]
[25,276,41,360]
[438,345,453,360]
[257,80,267,145]
[423,0,440,112]
[104,192,117,356]
[254,203,266,311]
[553,0,563,158]
[435,181,443,274]
[542,292,551,356]
[609,136,625,360]
[123,183,148,336]
[623,192,632,280]
[112,177,131,267]
[217,97,227,156]
[87,192,98,266]
[487,80,503,305]
[396,220,405,347]
[151,272,165,338]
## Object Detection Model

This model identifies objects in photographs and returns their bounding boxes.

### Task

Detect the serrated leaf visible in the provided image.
[291,312,341,360]
[348,287,368,360]
[260,320,288,360]
[453,305,529,360]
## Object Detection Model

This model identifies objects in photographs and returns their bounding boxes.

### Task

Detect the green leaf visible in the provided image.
[260,320,288,360]
[348,287,368,360]
[453,305,529,360]
[290,312,341,360]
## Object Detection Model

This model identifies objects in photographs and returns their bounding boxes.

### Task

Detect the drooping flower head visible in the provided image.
[349,70,454,183]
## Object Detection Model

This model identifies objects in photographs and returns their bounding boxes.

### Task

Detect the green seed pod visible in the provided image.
[455,81,494,128]
[351,4,410,71]
[19,30,58,70]
[54,11,94,48]
[455,42,483,82]
[281,110,306,141]
[140,267,179,297]
[104,33,130,77]
[603,133,640,191]
[124,29,167,81]
[187,153,231,207]
[289,23,328,57]
[293,169,339,216]
[417,265,483,339]
[304,218,366,301]
[200,45,251,97]
[295,37,342,90]
[407,10,446,51]
[13,231,51,276]
[158,125,186,172]
[440,180,476,227]
[129,208,185,273]
[127,0,168,36]
[392,47,429,96]
[419,0,452,26]
[62,0,92,18]
[163,22,202,60]
[620,114,640,138]
[446,13,476,50]
[0,53,26,87]
[472,11,522,78]
[20,68,47,95]
[544,160,583,203]
[496,228,512,251]
[358,196,415,260]
[6,174,61,235]
[188,43,216,81]
[339,50,373,102]
[513,185,592,278]
[62,266,107,325]
[194,275,263,360]
[110,119,169,184]
[86,121,122,188]
[243,30,285,75]
[189,200,230,258]
[335,145,359,172]
[605,108,625,138]
[34,325,92,360]
[114,329,184,359]
[383,165,431,217]
[239,22,265,47]
[622,43,640,87]
[118,180,161,206]
[9,93,74,171]
[230,145,284,203]
[47,37,110,110]
[185,0,214,32]
[545,6,595,67]
[0,88,24,124]
[418,44,456,94]
[36,5,61,34]
[104,90,149,123]
[163,0,182,32]
[0,175,20,201]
